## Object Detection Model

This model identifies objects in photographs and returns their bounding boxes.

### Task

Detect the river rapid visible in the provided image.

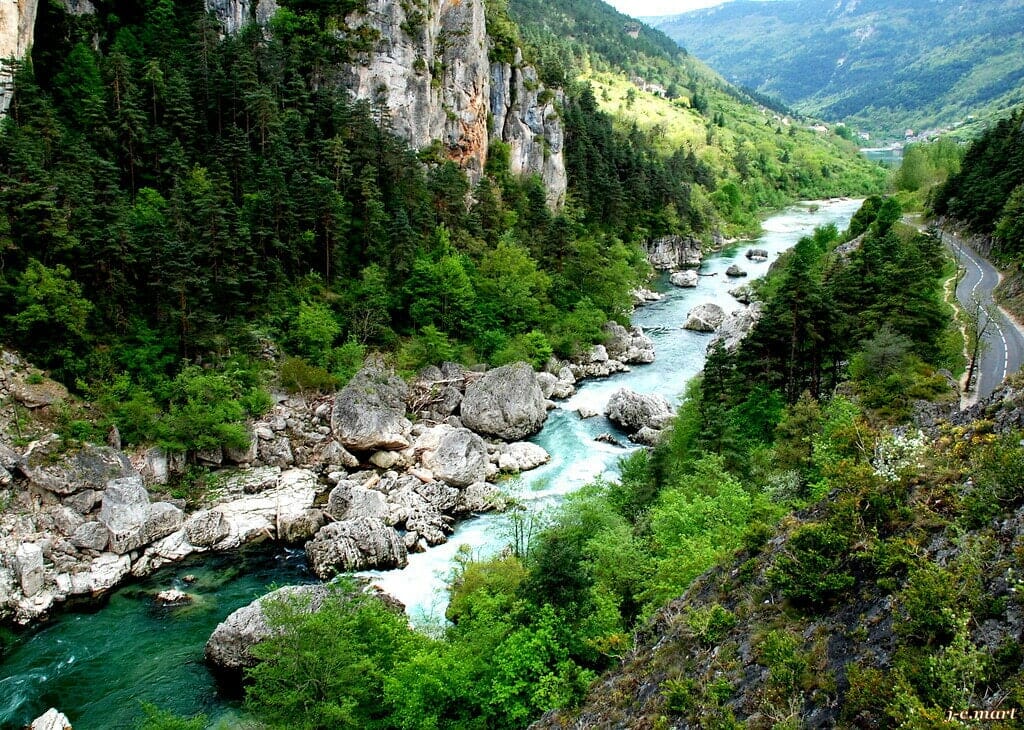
[0,198,862,730]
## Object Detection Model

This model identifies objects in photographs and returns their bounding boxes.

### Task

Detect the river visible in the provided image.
[0,198,862,730]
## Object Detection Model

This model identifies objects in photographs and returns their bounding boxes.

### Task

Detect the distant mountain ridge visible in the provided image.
[650,0,1024,140]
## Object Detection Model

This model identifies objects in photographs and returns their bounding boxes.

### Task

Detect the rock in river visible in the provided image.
[305,517,408,578]
[683,302,726,333]
[605,388,673,434]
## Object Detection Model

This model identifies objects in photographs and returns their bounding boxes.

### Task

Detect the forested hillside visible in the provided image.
[0,0,883,457]
[510,0,885,231]
[652,0,1024,141]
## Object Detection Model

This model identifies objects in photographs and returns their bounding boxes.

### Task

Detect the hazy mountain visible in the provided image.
[650,0,1024,140]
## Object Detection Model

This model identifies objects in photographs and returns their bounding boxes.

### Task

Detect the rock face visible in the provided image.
[205,0,278,33]
[603,322,656,365]
[98,475,184,554]
[0,0,39,114]
[305,517,408,578]
[683,302,726,332]
[461,362,548,440]
[339,0,566,203]
[643,234,702,270]
[490,50,566,207]
[605,388,673,434]
[21,439,135,496]
[670,270,699,288]
[331,365,412,451]
[205,583,329,671]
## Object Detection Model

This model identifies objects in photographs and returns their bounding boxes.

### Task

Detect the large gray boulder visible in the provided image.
[21,439,134,495]
[683,303,726,333]
[430,428,488,486]
[184,510,231,548]
[205,584,330,671]
[709,302,764,352]
[305,517,407,578]
[325,482,389,522]
[498,442,550,472]
[669,270,699,288]
[331,365,412,451]
[605,388,673,434]
[99,475,184,554]
[460,362,547,440]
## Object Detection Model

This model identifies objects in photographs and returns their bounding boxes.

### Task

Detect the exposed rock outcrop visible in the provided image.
[643,234,702,270]
[683,302,726,332]
[205,583,329,671]
[205,0,278,34]
[709,301,763,352]
[461,362,548,440]
[29,708,72,730]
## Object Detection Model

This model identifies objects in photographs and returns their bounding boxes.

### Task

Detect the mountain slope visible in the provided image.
[651,0,1024,141]
[509,0,886,232]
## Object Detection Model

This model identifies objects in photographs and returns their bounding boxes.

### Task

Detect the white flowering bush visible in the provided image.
[872,429,928,482]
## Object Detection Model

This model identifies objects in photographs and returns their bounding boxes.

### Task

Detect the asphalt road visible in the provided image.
[945,231,1024,402]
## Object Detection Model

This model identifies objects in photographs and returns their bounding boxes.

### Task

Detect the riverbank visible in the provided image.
[0,198,864,729]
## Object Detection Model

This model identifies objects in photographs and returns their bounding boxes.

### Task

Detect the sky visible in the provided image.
[607,0,731,19]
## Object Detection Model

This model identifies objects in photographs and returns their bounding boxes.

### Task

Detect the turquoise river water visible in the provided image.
[0,198,862,729]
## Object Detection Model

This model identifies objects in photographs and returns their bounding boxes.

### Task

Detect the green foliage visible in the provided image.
[769,522,855,609]
[246,584,423,730]
[654,0,1024,140]
[400,325,458,371]
[279,356,340,394]
[959,434,1024,527]
[137,704,206,730]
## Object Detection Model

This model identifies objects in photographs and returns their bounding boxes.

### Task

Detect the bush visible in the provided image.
[768,522,854,609]
[400,325,457,370]
[279,355,339,394]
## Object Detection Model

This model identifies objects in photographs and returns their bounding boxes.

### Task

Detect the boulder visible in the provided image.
[331,364,412,452]
[725,264,747,277]
[140,447,169,485]
[318,440,361,468]
[456,482,506,513]
[460,362,548,440]
[536,371,559,399]
[205,584,330,671]
[70,521,109,551]
[631,426,664,446]
[29,708,72,730]
[257,434,294,467]
[155,588,192,606]
[683,302,726,333]
[211,468,319,549]
[746,248,769,261]
[224,428,259,464]
[729,284,754,304]
[72,552,131,595]
[631,287,663,306]
[498,442,550,472]
[222,466,281,495]
[605,388,673,434]
[14,543,45,597]
[595,432,625,447]
[430,428,488,487]
[278,508,326,543]
[709,302,764,352]
[588,344,609,363]
[369,450,407,470]
[21,439,134,495]
[62,489,101,515]
[669,270,699,288]
[184,510,231,548]
[99,475,184,554]
[305,517,407,578]
[325,482,389,521]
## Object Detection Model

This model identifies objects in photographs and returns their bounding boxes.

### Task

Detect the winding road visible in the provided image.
[944,231,1024,403]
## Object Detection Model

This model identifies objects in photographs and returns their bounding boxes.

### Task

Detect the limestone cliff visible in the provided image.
[0,0,39,113]
[203,0,566,206]
[205,0,278,35]
[341,0,566,206]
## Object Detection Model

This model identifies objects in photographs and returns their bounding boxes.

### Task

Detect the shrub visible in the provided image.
[279,356,339,394]
[768,522,854,609]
